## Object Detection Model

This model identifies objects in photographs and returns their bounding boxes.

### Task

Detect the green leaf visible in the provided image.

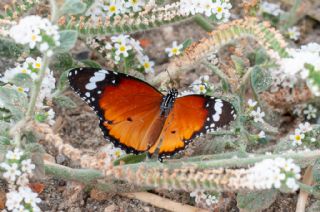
[81,59,102,68]
[10,73,33,88]
[231,55,246,76]
[59,0,87,15]
[0,87,28,120]
[57,71,70,93]
[52,53,75,72]
[113,153,147,166]
[181,39,193,50]
[0,120,11,134]
[251,66,272,93]
[0,37,25,58]
[54,30,78,53]
[237,190,278,211]
[313,159,320,183]
[54,95,77,108]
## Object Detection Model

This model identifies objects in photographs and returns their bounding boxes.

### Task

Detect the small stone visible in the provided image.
[56,154,66,164]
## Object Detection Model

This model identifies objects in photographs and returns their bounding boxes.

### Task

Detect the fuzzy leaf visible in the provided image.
[10,73,33,88]
[57,71,70,93]
[0,120,10,134]
[181,39,193,50]
[231,55,246,76]
[0,87,28,120]
[52,53,75,72]
[251,66,272,93]
[54,30,78,53]
[0,37,25,58]
[54,95,77,108]
[59,0,86,15]
[237,190,278,211]
[113,153,147,166]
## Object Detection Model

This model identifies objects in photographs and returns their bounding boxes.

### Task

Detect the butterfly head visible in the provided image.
[168,88,178,98]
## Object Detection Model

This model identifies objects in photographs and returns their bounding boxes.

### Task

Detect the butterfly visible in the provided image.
[68,68,237,161]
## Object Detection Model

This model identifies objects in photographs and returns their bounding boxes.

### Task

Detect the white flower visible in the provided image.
[111,34,130,44]
[100,144,126,165]
[21,159,35,174]
[298,122,312,133]
[201,0,214,17]
[190,190,207,204]
[1,163,22,182]
[205,194,218,206]
[165,41,183,57]
[5,190,23,211]
[250,107,265,123]
[115,42,132,57]
[125,0,145,12]
[286,177,299,191]
[138,55,155,73]
[19,187,41,209]
[258,131,266,139]
[288,27,300,41]
[248,99,257,108]
[16,173,30,186]
[290,129,305,146]
[179,90,195,97]
[39,42,49,52]
[104,0,124,17]
[129,38,143,53]
[301,42,320,54]
[192,84,207,94]
[212,1,232,20]
[6,148,24,160]
[304,104,317,120]
[260,2,284,16]
[46,108,55,126]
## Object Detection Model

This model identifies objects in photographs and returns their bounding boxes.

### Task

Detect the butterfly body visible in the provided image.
[68,68,236,160]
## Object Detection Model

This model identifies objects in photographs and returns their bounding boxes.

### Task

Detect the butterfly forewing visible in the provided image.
[68,68,164,153]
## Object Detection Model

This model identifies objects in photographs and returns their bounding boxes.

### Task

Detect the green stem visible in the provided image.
[49,0,58,23]
[25,55,49,119]
[193,15,214,32]
[44,162,146,193]
[203,61,231,91]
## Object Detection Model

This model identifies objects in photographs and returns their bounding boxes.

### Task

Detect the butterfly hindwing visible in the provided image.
[68,68,164,154]
[148,95,236,159]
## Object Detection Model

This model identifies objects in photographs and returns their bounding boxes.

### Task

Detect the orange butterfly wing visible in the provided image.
[68,68,164,153]
[148,95,236,159]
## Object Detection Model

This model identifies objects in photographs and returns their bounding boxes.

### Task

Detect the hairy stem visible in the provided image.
[49,0,58,23]
[25,55,49,119]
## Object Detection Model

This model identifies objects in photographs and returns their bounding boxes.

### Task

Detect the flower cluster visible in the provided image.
[180,0,232,21]
[98,34,155,73]
[289,122,317,146]
[245,158,301,191]
[86,0,150,22]
[9,15,60,56]
[165,41,184,57]
[270,42,320,96]
[100,144,126,166]
[0,56,56,112]
[247,99,265,123]
[260,1,284,16]
[0,148,41,211]
[191,75,214,94]
[190,190,219,208]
